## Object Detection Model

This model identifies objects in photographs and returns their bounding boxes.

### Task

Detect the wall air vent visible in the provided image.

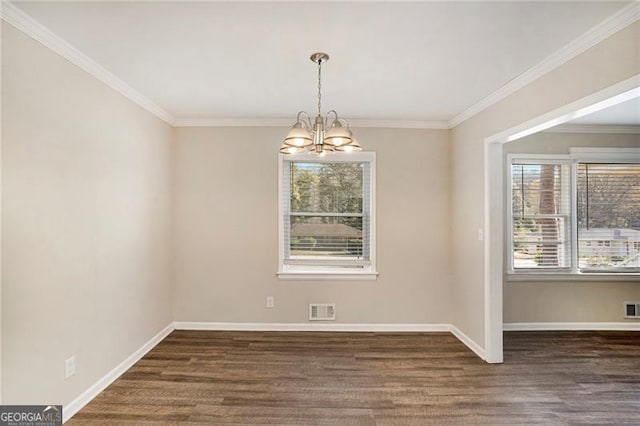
[309,303,336,321]
[624,302,640,319]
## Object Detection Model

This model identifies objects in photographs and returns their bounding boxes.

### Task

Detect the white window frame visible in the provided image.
[507,148,640,280]
[507,155,574,274]
[277,151,377,280]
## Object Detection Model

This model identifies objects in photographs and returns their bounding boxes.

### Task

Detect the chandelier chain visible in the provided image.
[317,58,322,116]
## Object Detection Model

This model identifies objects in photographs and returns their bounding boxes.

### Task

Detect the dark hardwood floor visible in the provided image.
[68,330,640,425]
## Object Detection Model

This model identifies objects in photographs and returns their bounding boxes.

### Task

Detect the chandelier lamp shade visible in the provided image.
[280,53,362,156]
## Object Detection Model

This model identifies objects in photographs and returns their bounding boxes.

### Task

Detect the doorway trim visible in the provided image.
[482,74,640,363]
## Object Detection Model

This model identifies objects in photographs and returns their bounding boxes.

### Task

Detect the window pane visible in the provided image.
[289,216,364,259]
[282,157,373,270]
[511,163,571,269]
[291,162,363,214]
[577,163,640,271]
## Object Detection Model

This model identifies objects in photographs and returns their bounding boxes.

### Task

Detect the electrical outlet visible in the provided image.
[478,228,484,241]
[266,296,274,308]
[64,356,76,379]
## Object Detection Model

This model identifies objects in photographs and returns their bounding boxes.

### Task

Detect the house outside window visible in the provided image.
[508,148,640,276]
[278,152,377,280]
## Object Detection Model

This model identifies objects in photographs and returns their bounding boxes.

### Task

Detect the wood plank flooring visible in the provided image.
[68,330,640,425]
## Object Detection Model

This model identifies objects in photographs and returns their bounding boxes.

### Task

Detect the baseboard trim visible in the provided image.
[449,325,486,360]
[173,321,451,333]
[504,322,640,331]
[63,322,175,423]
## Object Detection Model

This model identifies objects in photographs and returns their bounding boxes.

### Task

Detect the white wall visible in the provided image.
[504,132,640,323]
[173,127,452,325]
[451,21,640,347]
[1,24,174,405]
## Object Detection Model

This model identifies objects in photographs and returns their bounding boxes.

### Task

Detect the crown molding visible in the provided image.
[174,117,450,129]
[174,118,291,127]
[350,119,450,130]
[4,0,637,131]
[1,1,448,132]
[448,2,640,129]
[1,1,176,125]
[545,123,640,134]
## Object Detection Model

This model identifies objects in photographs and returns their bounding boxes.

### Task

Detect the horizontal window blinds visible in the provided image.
[511,163,572,269]
[577,163,640,272]
[283,161,371,266]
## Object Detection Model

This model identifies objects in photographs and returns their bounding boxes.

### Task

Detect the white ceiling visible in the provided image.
[569,97,640,125]
[11,1,632,122]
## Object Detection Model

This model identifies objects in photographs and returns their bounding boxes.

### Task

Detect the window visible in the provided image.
[577,163,640,272]
[278,152,376,279]
[510,162,572,270]
[509,149,640,275]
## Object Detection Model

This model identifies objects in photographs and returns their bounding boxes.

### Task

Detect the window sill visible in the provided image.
[507,273,640,282]
[277,271,379,281]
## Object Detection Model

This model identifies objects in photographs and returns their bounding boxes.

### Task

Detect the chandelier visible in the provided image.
[280,52,361,156]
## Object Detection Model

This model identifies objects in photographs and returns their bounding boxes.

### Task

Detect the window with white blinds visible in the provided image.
[509,150,640,276]
[279,152,376,275]
[577,163,640,272]
[511,162,572,270]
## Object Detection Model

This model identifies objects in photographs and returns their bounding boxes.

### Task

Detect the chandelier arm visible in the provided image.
[296,111,313,129]
[325,110,339,126]
[338,118,351,129]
